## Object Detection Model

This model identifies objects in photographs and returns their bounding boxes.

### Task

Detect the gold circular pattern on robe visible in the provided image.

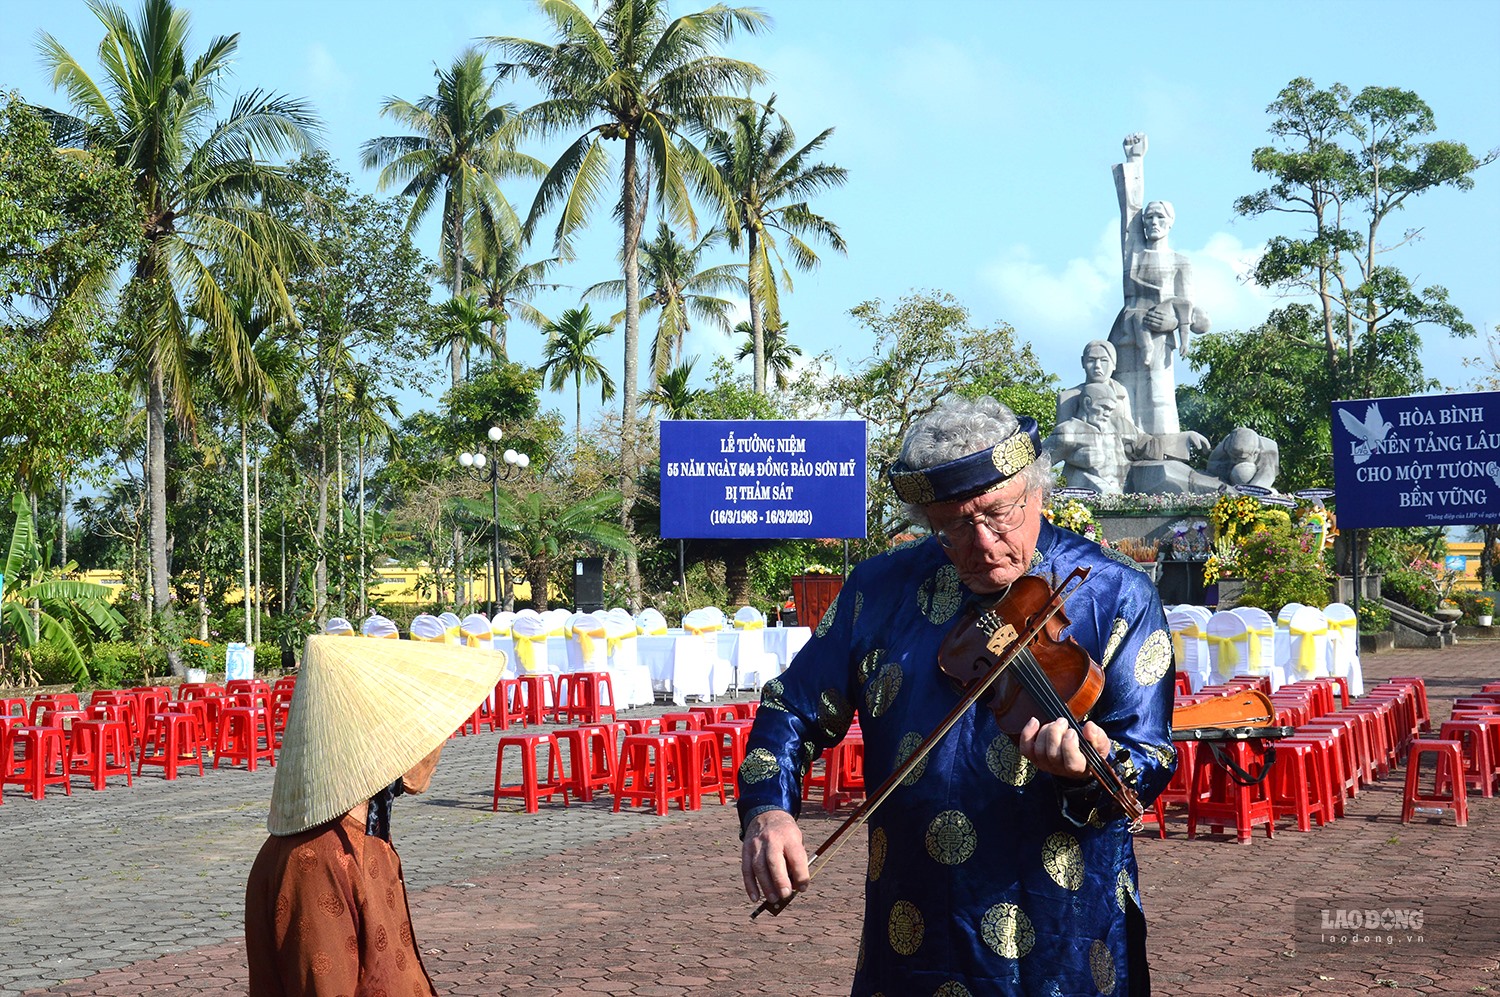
[1029,549,1045,570]
[1144,741,1177,769]
[1133,629,1173,687]
[739,747,779,784]
[865,661,904,718]
[858,647,887,683]
[934,984,973,997]
[1090,938,1117,994]
[868,826,888,882]
[986,734,1036,786]
[925,810,977,865]
[1041,831,1084,890]
[760,678,789,712]
[1101,617,1129,669]
[896,731,930,786]
[817,688,854,741]
[1114,868,1138,913]
[815,595,838,637]
[917,564,962,625]
[980,902,1035,960]
[887,900,925,956]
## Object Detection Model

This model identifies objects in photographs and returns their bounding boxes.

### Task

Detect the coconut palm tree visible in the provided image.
[488,489,632,612]
[538,306,617,447]
[707,94,847,393]
[734,317,801,391]
[361,46,545,391]
[586,222,745,387]
[640,358,704,420]
[434,294,508,379]
[38,0,321,618]
[341,365,400,619]
[1,492,125,684]
[464,205,562,359]
[489,0,768,605]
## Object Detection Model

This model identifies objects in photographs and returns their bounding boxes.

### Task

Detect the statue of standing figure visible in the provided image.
[1108,133,1210,436]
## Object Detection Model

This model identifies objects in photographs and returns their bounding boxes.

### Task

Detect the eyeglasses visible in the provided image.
[933,494,1032,549]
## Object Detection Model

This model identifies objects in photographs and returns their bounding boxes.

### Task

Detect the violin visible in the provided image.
[937,567,1143,823]
[751,565,1141,920]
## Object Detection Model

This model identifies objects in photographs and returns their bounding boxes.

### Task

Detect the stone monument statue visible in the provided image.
[1108,133,1210,436]
[1040,137,1282,497]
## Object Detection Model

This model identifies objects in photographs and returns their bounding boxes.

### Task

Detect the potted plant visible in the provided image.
[180,637,215,684]
[1434,599,1462,623]
[1476,596,1494,627]
[791,564,843,631]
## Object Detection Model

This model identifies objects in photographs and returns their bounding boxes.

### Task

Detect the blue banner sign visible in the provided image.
[660,420,867,539]
[1331,390,1500,529]
[1446,555,1467,572]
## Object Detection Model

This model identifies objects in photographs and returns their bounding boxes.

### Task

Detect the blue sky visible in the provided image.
[4,0,1498,429]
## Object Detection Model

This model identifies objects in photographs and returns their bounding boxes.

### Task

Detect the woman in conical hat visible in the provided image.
[245,635,504,996]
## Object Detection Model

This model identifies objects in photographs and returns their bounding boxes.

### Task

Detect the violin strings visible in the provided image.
[1010,643,1119,791]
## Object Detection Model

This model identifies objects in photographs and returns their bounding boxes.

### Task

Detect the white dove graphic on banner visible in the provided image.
[1339,402,1394,465]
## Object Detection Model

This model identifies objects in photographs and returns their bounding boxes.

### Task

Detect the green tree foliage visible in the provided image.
[38,0,322,617]
[491,0,768,605]
[585,222,744,386]
[707,94,847,394]
[828,291,1059,552]
[1235,77,1494,401]
[1,492,125,685]
[538,306,617,447]
[489,488,633,611]
[361,46,544,391]
[734,318,802,392]
[1179,304,1433,490]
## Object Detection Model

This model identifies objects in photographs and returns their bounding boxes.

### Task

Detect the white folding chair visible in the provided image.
[460,613,494,649]
[1230,606,1286,691]
[437,611,462,644]
[635,607,669,635]
[409,613,445,642]
[603,612,653,708]
[1204,611,1251,686]
[1285,605,1331,681]
[732,606,781,691]
[1321,603,1365,696]
[490,610,516,638]
[323,617,355,636]
[361,614,399,639]
[1166,609,1210,692]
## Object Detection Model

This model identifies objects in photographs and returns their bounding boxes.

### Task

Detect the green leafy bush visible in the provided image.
[1382,567,1438,615]
[1233,525,1333,611]
[1357,602,1391,633]
[86,641,148,689]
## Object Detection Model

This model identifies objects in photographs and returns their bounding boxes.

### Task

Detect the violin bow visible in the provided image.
[752,567,1091,919]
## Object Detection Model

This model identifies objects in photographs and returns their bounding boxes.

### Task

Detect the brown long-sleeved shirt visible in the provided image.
[245,813,437,996]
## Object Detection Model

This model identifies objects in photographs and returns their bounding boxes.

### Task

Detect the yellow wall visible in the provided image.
[74,564,532,605]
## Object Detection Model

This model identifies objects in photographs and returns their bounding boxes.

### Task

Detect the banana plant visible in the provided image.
[2,493,125,684]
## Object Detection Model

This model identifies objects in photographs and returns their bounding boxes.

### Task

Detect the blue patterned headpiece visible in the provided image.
[887,417,1041,505]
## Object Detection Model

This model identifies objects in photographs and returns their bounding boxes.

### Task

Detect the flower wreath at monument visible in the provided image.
[1046,499,1104,544]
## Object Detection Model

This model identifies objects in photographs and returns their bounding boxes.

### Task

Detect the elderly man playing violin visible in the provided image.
[738,395,1176,997]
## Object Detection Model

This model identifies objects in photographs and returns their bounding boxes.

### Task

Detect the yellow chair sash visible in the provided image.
[463,631,492,648]
[373,632,398,639]
[443,626,460,645]
[513,632,549,672]
[575,626,607,664]
[1205,632,1241,670]
[1170,624,1202,664]
[410,632,440,642]
[1288,623,1327,677]
[642,625,667,636]
[733,619,765,631]
[685,623,721,636]
[1245,625,1274,674]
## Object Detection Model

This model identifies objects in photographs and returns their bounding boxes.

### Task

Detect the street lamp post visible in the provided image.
[458,427,531,615]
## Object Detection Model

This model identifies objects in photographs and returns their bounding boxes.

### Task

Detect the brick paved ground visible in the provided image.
[4,639,1498,996]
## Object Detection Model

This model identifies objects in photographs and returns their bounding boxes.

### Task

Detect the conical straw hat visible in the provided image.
[268,635,505,836]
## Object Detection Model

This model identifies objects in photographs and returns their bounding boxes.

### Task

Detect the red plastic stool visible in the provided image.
[138,711,206,779]
[492,678,524,730]
[705,721,754,796]
[1301,717,1367,793]
[667,730,726,809]
[213,706,274,771]
[1388,676,1432,732]
[1269,740,1332,831]
[1,697,26,719]
[514,675,556,726]
[729,701,759,720]
[1437,720,1497,798]
[7,726,71,799]
[1186,739,1276,844]
[559,672,618,725]
[577,722,623,795]
[553,727,616,802]
[613,734,687,815]
[68,719,133,790]
[1346,702,1399,774]
[1402,740,1467,826]
[619,717,658,735]
[456,696,493,737]
[689,704,737,726]
[1288,729,1353,810]
[493,733,567,813]
[659,712,704,732]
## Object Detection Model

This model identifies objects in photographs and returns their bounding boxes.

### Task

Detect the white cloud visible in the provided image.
[980,225,1277,379]
[304,43,351,114]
